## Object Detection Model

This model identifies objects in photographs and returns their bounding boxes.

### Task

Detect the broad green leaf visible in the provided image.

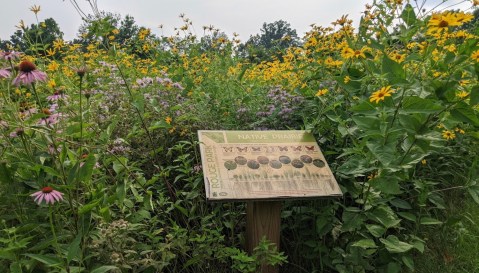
[419,217,442,225]
[469,85,479,105]
[90,266,119,273]
[467,186,479,204]
[401,4,417,26]
[366,224,385,238]
[390,198,412,209]
[382,54,404,79]
[380,235,414,253]
[352,239,377,249]
[67,232,83,263]
[78,199,101,215]
[367,206,401,229]
[397,212,417,222]
[112,157,128,174]
[450,102,479,126]
[402,255,415,271]
[351,101,378,114]
[24,253,62,266]
[352,116,380,131]
[400,96,443,113]
[366,141,396,166]
[78,154,96,183]
[371,176,401,194]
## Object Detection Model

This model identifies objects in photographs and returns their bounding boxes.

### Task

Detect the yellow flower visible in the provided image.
[47,61,59,72]
[165,116,172,124]
[455,127,465,134]
[47,79,56,89]
[421,159,427,165]
[369,86,395,103]
[53,39,64,50]
[442,130,456,140]
[456,91,469,98]
[389,52,406,63]
[427,12,473,35]
[471,50,479,62]
[344,76,351,83]
[30,5,41,15]
[26,93,32,98]
[316,89,328,96]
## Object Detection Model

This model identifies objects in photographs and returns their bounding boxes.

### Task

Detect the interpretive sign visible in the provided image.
[198,130,342,201]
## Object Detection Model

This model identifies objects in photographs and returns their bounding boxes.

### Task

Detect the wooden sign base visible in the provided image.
[246,201,282,273]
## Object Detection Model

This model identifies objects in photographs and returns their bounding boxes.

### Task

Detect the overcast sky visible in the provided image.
[0,0,474,42]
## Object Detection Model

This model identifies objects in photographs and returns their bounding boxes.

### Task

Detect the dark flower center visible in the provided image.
[19,60,36,73]
[438,20,449,28]
[42,108,51,115]
[42,186,53,193]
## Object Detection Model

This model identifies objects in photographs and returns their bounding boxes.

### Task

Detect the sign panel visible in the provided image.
[198,130,342,201]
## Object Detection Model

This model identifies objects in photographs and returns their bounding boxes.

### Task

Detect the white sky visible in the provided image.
[0,0,474,42]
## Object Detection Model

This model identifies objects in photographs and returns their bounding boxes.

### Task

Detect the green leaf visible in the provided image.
[390,198,412,209]
[400,96,443,113]
[402,255,415,270]
[67,232,83,263]
[366,224,385,238]
[78,199,101,215]
[90,266,119,273]
[366,141,396,166]
[10,262,22,273]
[380,235,414,253]
[352,116,380,131]
[371,176,401,194]
[352,239,377,249]
[78,154,96,183]
[112,157,128,174]
[0,162,13,183]
[420,217,442,225]
[401,4,417,26]
[469,86,479,105]
[382,54,404,79]
[367,206,401,229]
[351,101,378,114]
[24,253,62,266]
[397,212,417,222]
[450,102,479,126]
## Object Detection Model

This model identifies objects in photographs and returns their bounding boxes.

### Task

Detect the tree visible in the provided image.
[239,20,300,62]
[0,18,63,55]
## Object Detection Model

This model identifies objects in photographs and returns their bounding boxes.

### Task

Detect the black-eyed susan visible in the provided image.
[442,130,456,140]
[315,89,328,96]
[369,86,395,103]
[471,50,479,62]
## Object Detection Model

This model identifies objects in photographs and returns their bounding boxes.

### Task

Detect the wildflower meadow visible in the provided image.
[1,0,479,272]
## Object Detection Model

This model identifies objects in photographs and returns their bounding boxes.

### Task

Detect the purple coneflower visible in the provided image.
[31,186,64,205]
[0,68,11,79]
[0,51,22,61]
[12,60,47,86]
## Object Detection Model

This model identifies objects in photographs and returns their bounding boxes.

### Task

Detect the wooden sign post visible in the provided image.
[198,130,342,273]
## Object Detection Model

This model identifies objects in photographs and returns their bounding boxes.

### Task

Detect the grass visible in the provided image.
[415,192,479,273]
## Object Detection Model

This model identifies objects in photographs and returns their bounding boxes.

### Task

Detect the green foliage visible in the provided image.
[1,1,479,273]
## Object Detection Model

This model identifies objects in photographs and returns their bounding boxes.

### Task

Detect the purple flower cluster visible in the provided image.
[254,87,304,128]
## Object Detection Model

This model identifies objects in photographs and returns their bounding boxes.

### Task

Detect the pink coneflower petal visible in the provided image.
[12,60,47,86]
[31,187,64,205]
[34,193,45,204]
[0,68,11,79]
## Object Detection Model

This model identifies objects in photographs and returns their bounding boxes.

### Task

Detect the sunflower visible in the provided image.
[369,86,395,103]
[471,50,479,62]
[427,12,473,35]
